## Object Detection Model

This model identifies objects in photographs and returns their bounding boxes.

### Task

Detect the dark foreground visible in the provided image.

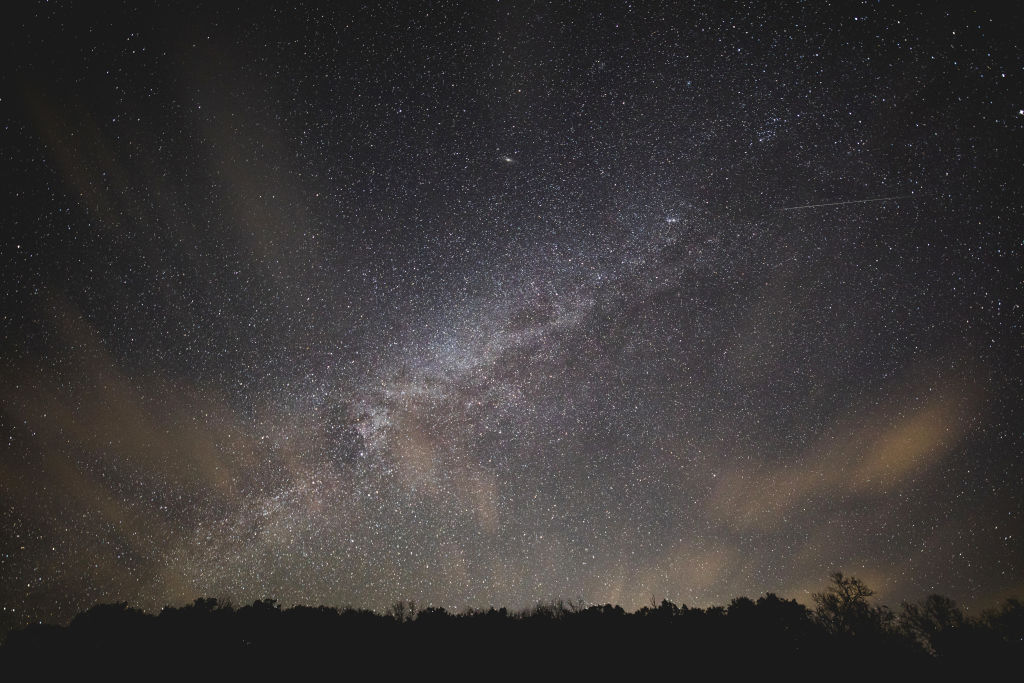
[2,578,1021,677]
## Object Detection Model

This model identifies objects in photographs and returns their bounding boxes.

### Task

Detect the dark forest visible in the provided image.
[3,573,1020,676]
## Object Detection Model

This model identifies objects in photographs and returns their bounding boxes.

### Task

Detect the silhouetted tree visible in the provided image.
[388,599,416,623]
[899,594,966,656]
[981,597,1024,660]
[813,572,891,637]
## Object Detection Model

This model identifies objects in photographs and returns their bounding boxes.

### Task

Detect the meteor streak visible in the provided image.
[780,195,915,211]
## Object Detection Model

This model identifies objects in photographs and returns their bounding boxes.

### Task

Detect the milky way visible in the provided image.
[2,3,1022,632]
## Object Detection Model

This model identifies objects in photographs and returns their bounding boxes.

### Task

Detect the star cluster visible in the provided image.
[1,3,1021,632]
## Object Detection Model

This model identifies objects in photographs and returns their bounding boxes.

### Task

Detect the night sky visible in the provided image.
[2,2,1022,633]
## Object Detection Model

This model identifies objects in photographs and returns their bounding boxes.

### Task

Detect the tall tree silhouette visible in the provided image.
[812,572,891,637]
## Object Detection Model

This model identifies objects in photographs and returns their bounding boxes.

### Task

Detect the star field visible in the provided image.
[1,2,1021,632]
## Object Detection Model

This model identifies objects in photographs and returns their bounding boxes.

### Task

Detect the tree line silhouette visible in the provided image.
[1,573,1020,676]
